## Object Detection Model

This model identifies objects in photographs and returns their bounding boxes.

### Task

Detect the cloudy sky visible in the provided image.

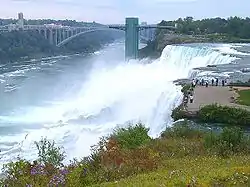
[1,0,249,24]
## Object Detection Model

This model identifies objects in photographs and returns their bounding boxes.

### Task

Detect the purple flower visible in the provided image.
[26,184,33,187]
[30,164,47,175]
[60,169,69,175]
[49,174,66,185]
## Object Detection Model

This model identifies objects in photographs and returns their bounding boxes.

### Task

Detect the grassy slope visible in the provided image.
[237,89,250,106]
[2,123,250,187]
[93,156,250,187]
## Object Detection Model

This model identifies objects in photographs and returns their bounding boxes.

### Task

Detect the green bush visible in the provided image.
[198,104,250,126]
[0,159,31,186]
[111,123,152,150]
[35,137,66,168]
[161,120,205,139]
[204,127,250,157]
[181,84,192,94]
[1,123,250,187]
[171,105,186,121]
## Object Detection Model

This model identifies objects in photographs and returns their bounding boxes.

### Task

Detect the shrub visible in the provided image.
[148,137,205,159]
[198,104,250,126]
[0,159,53,187]
[171,105,187,121]
[110,123,152,150]
[204,127,250,157]
[161,120,205,139]
[0,139,67,186]
[0,159,31,186]
[65,161,97,187]
[181,84,192,94]
[35,137,66,168]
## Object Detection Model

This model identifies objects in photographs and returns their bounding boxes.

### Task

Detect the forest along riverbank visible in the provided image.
[0,30,123,63]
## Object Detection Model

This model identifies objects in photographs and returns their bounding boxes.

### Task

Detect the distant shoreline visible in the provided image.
[139,34,250,59]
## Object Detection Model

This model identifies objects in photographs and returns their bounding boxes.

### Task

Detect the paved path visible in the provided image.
[187,86,250,112]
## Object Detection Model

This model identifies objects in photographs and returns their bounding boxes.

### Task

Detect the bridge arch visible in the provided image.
[57,28,150,47]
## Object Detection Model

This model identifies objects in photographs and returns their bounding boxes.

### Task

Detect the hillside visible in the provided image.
[0,29,123,63]
[139,16,250,59]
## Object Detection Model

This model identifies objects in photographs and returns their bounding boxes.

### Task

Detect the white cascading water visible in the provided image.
[0,44,238,167]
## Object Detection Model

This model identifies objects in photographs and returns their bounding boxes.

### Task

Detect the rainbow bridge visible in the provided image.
[0,16,176,59]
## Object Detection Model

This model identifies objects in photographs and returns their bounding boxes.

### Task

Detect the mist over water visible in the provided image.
[0,42,242,167]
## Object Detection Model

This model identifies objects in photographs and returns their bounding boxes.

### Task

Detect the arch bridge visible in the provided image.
[0,17,176,59]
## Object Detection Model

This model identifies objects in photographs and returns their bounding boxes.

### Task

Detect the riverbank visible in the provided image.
[171,82,250,128]
[139,33,250,59]
[0,30,123,63]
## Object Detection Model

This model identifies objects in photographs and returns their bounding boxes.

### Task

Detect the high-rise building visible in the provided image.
[17,12,24,29]
[18,12,24,20]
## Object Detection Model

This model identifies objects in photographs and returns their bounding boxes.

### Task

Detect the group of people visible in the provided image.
[192,78,228,88]
[183,77,228,109]
[183,91,193,109]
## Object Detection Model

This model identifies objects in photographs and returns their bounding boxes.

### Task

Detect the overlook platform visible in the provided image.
[187,86,250,112]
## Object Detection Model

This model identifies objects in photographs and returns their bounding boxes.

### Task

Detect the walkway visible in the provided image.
[187,86,250,112]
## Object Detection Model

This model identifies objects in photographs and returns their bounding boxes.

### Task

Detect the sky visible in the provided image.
[0,0,249,24]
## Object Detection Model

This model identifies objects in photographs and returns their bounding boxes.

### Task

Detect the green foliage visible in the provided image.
[171,105,186,121]
[141,17,250,58]
[158,16,250,39]
[181,84,192,94]
[161,120,204,139]
[204,127,250,157]
[236,89,250,106]
[1,158,30,180]
[0,159,51,187]
[111,123,152,150]
[198,104,250,126]
[0,29,122,63]
[35,137,65,168]
[94,156,250,187]
[0,30,60,62]
[1,124,250,187]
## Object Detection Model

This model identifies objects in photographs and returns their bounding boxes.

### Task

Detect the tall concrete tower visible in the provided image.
[125,17,139,60]
[17,12,24,30]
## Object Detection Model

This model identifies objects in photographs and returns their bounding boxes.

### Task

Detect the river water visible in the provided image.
[0,41,250,168]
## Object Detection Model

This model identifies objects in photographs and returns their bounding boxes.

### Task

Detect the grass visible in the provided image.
[1,122,250,186]
[237,89,250,106]
[93,156,250,187]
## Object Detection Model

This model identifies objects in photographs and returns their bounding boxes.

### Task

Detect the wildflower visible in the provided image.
[60,168,69,175]
[49,174,66,186]
[30,164,47,175]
